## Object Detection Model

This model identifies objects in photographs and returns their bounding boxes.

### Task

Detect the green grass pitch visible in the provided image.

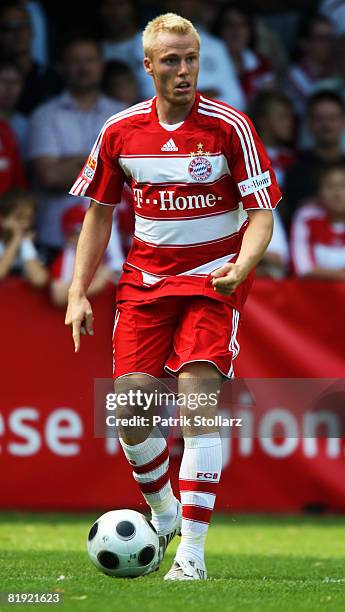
[1,513,345,612]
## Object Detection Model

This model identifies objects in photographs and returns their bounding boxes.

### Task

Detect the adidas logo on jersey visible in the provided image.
[161,138,178,152]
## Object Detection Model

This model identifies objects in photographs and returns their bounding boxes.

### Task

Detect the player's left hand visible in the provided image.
[211,263,247,295]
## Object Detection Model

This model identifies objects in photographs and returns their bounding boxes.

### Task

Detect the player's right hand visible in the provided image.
[65,293,94,353]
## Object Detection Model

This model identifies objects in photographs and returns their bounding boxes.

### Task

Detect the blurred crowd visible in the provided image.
[1,0,345,303]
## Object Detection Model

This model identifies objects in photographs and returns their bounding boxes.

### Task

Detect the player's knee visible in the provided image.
[114,374,154,417]
[178,363,222,381]
[114,374,158,444]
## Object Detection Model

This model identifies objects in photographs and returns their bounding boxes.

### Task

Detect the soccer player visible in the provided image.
[66,13,281,580]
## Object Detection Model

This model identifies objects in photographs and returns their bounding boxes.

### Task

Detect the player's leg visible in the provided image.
[116,373,180,538]
[164,297,241,580]
[164,362,222,581]
[113,299,181,542]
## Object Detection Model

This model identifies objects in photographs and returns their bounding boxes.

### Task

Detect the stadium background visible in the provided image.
[1,0,345,514]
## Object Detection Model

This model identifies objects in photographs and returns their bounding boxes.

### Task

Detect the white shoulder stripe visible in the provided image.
[199,101,270,209]
[199,98,272,209]
[101,98,154,132]
[90,105,153,160]
[199,107,268,209]
[201,97,272,210]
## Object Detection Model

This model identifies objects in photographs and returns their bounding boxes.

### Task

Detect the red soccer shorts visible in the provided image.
[112,295,241,379]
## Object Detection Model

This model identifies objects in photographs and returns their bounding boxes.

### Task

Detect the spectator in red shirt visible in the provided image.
[0,119,27,196]
[50,204,119,307]
[0,61,27,158]
[291,163,345,279]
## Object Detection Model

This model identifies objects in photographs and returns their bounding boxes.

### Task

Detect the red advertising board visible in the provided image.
[1,278,345,511]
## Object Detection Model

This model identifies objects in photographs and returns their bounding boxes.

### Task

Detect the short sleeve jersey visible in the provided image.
[70,92,281,310]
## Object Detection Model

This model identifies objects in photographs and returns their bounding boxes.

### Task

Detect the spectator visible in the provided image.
[250,91,295,187]
[100,0,139,63]
[213,3,275,103]
[103,60,140,106]
[0,118,27,196]
[0,61,27,158]
[50,204,117,306]
[284,91,345,218]
[254,19,289,86]
[99,0,245,109]
[0,2,62,115]
[0,188,48,285]
[284,14,336,116]
[314,35,345,102]
[291,163,345,279]
[27,37,125,261]
[250,91,295,275]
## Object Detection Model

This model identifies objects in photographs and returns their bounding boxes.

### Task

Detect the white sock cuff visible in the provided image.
[184,433,221,449]
[119,426,164,454]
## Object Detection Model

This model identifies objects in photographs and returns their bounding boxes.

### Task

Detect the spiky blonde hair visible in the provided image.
[142,12,200,58]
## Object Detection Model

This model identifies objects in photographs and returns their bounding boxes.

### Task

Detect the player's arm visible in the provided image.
[65,201,114,352]
[211,210,273,295]
[212,111,282,295]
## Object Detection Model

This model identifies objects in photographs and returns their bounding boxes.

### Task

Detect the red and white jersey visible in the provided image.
[70,92,281,309]
[291,202,345,275]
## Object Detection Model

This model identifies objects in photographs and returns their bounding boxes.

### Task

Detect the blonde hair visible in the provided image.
[142,13,200,58]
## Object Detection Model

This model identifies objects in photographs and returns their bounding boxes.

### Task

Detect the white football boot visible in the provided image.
[150,500,182,573]
[157,500,182,561]
[164,557,207,581]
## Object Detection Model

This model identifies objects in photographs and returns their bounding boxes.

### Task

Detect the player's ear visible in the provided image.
[143,57,153,76]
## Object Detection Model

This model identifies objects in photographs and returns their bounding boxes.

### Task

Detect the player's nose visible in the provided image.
[177,59,189,75]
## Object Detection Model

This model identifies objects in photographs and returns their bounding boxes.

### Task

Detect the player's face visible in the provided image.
[144,32,199,106]
[320,170,345,217]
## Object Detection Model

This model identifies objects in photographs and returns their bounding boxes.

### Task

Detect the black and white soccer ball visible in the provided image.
[87,509,161,578]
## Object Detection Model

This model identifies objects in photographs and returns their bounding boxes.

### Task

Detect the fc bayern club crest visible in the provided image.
[188,156,212,182]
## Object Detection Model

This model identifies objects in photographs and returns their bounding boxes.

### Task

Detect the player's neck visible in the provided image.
[156,95,195,125]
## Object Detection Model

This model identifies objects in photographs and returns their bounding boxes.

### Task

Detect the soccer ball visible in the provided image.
[86,509,161,578]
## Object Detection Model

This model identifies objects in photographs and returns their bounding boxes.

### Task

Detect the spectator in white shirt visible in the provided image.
[27,37,124,260]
